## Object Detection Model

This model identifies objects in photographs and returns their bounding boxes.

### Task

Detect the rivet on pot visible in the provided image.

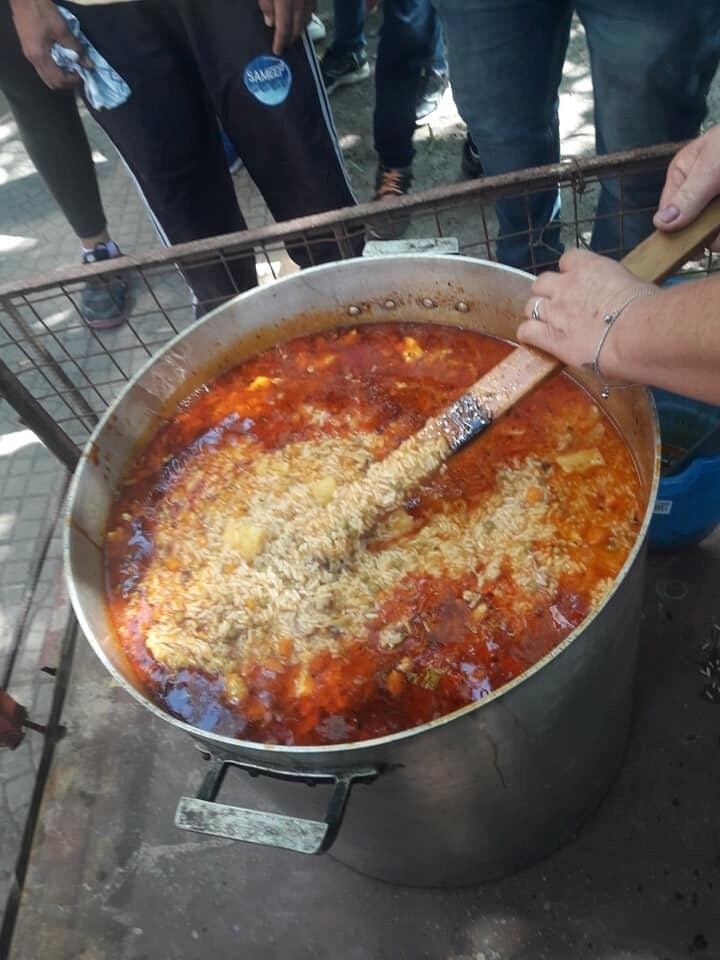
[347,305,361,316]
[455,300,470,313]
[384,299,397,310]
[422,298,436,309]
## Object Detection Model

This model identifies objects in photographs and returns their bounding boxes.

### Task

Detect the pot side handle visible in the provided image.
[175,755,380,855]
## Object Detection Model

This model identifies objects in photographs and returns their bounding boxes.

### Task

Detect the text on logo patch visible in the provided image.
[244,56,292,106]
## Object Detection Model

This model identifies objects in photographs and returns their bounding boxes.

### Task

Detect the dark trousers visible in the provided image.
[64,0,357,309]
[434,0,720,268]
[332,0,446,169]
[0,0,106,240]
[373,0,444,168]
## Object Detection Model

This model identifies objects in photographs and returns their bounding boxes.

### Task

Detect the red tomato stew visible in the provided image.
[105,322,644,745]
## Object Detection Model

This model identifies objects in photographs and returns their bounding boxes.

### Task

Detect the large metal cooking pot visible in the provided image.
[65,256,660,887]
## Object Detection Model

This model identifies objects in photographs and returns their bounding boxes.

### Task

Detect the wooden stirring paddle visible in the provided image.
[278,199,720,568]
[431,195,720,455]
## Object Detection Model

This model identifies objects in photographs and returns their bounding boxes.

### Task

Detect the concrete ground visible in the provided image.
[0,6,719,958]
[7,536,720,960]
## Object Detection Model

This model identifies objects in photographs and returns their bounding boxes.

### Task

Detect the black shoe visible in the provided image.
[369,165,413,240]
[320,47,371,95]
[461,134,484,179]
[80,242,127,329]
[416,68,449,122]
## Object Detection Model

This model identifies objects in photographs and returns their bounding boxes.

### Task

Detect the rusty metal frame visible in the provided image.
[0,142,715,466]
[0,142,684,299]
[0,142,717,939]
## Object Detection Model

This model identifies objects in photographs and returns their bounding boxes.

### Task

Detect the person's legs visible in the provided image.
[373,0,439,170]
[414,8,449,122]
[429,11,447,75]
[176,0,358,267]
[580,0,720,258]
[331,0,366,54]
[320,0,370,93]
[0,0,126,327]
[0,0,106,240]
[62,0,257,310]
[433,0,573,270]
[370,0,443,238]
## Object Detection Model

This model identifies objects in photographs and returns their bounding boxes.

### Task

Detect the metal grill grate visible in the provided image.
[1,143,716,464]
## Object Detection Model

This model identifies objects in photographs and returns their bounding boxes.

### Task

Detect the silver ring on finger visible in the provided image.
[531,297,544,323]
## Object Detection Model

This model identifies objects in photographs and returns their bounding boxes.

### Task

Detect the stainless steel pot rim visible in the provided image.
[63,255,662,756]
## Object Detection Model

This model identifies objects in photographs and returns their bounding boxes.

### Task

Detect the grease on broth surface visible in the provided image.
[105,322,643,745]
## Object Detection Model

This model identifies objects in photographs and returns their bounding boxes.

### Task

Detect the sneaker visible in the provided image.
[416,68,449,122]
[374,164,413,201]
[369,164,413,240]
[307,13,326,43]
[461,133,484,179]
[80,242,127,329]
[320,47,370,95]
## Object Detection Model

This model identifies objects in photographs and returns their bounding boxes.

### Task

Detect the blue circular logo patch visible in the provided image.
[243,55,292,106]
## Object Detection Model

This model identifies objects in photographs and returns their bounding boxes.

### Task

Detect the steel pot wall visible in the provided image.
[65,256,660,886]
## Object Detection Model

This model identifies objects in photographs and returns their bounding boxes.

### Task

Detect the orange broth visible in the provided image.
[105,322,643,745]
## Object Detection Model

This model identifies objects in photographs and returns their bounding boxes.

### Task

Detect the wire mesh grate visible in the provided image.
[1,144,716,461]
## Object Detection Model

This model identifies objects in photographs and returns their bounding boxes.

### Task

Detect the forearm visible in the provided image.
[604,274,720,404]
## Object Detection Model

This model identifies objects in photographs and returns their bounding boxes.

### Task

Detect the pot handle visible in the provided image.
[175,754,380,855]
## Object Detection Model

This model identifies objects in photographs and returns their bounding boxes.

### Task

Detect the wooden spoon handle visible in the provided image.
[437,194,720,453]
[622,195,720,284]
[298,198,720,567]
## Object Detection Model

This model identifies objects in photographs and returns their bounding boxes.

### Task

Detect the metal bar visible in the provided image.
[60,285,138,377]
[330,222,356,262]
[432,202,443,240]
[0,613,77,958]
[0,331,81,438]
[21,295,109,415]
[258,244,277,281]
[0,145,694,469]
[0,469,71,690]
[0,144,681,300]
[570,171,583,249]
[196,756,229,802]
[0,297,99,429]
[22,719,48,735]
[0,358,81,471]
[136,264,182,337]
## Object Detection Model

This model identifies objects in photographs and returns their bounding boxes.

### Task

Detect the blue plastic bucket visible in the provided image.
[649,388,720,549]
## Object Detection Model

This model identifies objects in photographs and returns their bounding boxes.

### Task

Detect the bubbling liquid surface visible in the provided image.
[105,323,643,745]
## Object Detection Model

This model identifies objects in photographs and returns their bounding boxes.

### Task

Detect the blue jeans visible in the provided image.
[433,0,720,270]
[331,0,366,55]
[375,0,446,167]
[333,0,447,169]
[333,0,446,68]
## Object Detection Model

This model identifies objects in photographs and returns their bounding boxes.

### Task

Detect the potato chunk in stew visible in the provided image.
[105,323,643,746]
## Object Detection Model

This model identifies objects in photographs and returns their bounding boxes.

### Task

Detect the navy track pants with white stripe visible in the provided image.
[63,0,358,310]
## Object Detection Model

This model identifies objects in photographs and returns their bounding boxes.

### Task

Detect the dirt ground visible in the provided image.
[318,4,720,201]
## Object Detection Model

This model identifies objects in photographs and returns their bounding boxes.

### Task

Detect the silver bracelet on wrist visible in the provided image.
[585,287,657,399]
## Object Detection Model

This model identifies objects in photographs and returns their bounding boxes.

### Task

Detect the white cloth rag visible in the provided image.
[50,6,131,110]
